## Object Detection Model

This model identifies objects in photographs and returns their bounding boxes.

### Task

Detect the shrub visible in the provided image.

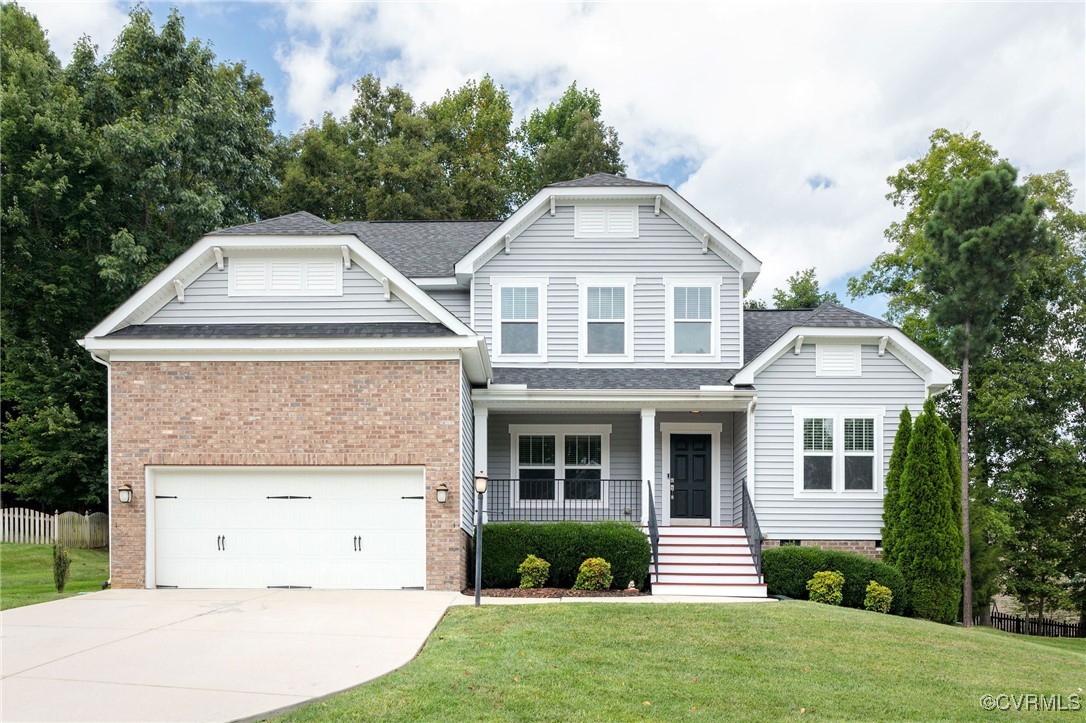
[763,546,908,615]
[517,554,551,589]
[52,543,71,593]
[807,570,844,605]
[865,581,893,613]
[480,521,650,590]
[573,558,613,591]
[882,407,912,566]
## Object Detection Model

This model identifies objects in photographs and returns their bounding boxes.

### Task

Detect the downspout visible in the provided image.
[746,396,757,506]
[89,349,112,588]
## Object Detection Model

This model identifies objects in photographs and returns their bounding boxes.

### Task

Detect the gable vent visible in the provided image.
[815,345,862,377]
[228,257,343,296]
[575,206,639,238]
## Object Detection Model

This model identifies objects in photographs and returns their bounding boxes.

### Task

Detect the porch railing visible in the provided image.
[484,479,642,523]
[735,479,763,580]
[646,480,660,584]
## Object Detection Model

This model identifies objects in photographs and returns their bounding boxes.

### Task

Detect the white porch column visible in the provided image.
[640,408,656,526]
[473,406,489,524]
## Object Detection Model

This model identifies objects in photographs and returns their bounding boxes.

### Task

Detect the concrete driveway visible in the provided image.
[1,588,461,723]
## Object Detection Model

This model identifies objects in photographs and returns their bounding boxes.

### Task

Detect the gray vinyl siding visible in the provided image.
[474,205,742,367]
[148,259,428,324]
[752,344,926,540]
[733,412,748,524]
[460,366,475,534]
[430,289,471,326]
[653,412,737,525]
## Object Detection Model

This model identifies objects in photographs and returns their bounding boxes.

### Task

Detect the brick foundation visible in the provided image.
[110,359,466,590]
[763,539,882,560]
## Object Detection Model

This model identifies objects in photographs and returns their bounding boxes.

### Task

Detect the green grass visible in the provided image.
[281,601,1085,722]
[975,625,1086,654]
[0,543,110,610]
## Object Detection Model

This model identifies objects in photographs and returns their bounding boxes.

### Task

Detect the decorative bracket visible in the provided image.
[654,195,662,216]
[793,335,805,355]
[702,233,710,254]
[878,335,889,357]
[212,247,224,271]
[504,234,511,255]
[549,196,556,217]
[172,279,185,303]
[341,245,351,269]
[381,276,391,301]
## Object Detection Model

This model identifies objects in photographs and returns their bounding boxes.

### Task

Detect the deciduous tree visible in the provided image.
[770,268,840,309]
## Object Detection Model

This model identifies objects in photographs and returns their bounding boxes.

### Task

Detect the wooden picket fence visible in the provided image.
[977,611,1085,639]
[1,508,109,549]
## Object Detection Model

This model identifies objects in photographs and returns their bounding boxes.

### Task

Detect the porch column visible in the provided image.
[473,406,489,524]
[640,408,656,526]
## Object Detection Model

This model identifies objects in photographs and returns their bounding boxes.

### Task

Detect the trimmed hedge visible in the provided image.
[763,546,908,615]
[479,521,650,590]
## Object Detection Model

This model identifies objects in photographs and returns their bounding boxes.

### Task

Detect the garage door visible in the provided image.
[152,467,425,589]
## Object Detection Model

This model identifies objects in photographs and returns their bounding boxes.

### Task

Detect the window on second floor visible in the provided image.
[665,278,720,361]
[492,278,547,362]
[578,277,634,362]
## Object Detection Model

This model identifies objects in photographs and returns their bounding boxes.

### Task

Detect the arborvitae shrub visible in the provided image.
[882,407,912,566]
[52,543,71,593]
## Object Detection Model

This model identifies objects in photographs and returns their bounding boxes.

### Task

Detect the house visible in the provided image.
[81,173,953,596]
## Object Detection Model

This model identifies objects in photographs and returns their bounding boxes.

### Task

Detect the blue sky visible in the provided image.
[25,1,1086,317]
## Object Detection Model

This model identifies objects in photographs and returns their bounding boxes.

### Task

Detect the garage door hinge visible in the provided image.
[266,495,312,499]
[401,495,424,499]
[267,585,313,589]
[156,585,178,589]
[156,495,178,499]
[401,586,424,590]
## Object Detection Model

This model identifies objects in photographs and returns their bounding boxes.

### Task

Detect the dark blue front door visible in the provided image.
[671,434,711,519]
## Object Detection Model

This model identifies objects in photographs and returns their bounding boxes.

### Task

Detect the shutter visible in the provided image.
[305,262,339,293]
[232,261,267,292]
[816,345,861,376]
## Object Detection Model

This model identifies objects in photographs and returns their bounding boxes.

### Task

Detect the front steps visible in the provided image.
[650,526,768,598]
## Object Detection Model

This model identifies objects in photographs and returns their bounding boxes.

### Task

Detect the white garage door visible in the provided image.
[152,467,426,589]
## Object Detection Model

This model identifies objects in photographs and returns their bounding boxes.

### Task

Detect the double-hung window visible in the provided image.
[578,277,634,361]
[793,408,883,497]
[665,278,719,361]
[492,278,547,362]
[510,425,611,506]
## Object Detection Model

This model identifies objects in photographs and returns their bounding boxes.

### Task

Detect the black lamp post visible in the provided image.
[474,472,488,607]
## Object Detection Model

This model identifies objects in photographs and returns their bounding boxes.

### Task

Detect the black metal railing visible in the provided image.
[646,479,660,583]
[485,479,642,523]
[975,611,1085,638]
[735,478,763,580]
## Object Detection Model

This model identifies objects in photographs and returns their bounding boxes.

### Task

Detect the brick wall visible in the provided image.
[763,539,882,560]
[110,359,465,590]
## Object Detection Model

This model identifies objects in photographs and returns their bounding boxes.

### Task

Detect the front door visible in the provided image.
[670,434,711,520]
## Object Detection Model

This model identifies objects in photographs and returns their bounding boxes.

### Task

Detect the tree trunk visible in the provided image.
[961,327,973,627]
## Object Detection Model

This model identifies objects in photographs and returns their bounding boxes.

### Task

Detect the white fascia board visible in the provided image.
[472,387,756,412]
[412,276,464,290]
[83,234,477,341]
[84,336,482,353]
[732,326,955,390]
[453,187,762,285]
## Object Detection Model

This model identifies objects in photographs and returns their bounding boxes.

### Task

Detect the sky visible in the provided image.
[22,1,1086,315]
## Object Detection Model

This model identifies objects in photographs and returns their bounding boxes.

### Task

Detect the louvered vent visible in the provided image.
[816,345,862,376]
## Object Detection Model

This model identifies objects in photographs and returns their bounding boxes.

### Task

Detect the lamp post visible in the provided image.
[474,472,488,607]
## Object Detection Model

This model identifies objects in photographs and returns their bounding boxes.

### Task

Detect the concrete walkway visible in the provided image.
[1,589,461,723]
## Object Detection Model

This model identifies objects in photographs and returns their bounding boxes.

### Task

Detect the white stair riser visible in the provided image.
[657,544,752,555]
[656,563,758,575]
[658,553,754,565]
[658,527,748,538]
[652,583,768,598]
[656,573,763,585]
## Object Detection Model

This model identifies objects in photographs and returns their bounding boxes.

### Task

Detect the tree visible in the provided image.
[921,161,1053,626]
[770,268,840,309]
[881,407,912,567]
[896,398,964,623]
[1,4,276,510]
[511,82,625,204]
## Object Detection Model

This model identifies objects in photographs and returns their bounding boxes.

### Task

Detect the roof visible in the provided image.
[335,220,500,277]
[547,173,665,188]
[490,367,739,390]
[743,303,892,362]
[209,211,341,236]
[106,323,457,339]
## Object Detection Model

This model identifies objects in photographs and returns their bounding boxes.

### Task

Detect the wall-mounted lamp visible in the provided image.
[118,484,133,504]
[435,483,449,504]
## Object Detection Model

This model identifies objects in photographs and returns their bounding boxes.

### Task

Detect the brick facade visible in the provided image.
[109,359,466,590]
[763,539,882,560]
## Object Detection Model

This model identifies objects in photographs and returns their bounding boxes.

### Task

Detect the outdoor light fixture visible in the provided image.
[435,483,449,504]
[474,472,489,606]
[118,484,133,504]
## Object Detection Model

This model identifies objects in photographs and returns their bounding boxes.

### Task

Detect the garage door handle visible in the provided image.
[353,535,361,551]
[221,535,226,551]
[216,535,222,551]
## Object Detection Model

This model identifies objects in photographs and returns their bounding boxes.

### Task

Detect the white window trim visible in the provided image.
[664,277,721,362]
[227,254,343,297]
[574,205,640,239]
[508,424,612,509]
[815,344,863,377]
[577,276,635,362]
[491,277,548,363]
[792,407,885,499]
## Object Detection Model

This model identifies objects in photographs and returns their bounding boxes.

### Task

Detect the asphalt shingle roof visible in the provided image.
[107,323,457,338]
[334,220,499,277]
[547,173,665,188]
[209,211,341,236]
[490,368,739,390]
[743,303,892,362]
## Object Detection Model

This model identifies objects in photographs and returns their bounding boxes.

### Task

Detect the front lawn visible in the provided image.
[281,601,1084,721]
[0,543,110,610]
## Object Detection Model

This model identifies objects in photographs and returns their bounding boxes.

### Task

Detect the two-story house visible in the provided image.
[81,173,952,596]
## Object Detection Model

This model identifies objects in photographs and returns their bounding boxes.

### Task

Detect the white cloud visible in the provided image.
[22,0,128,63]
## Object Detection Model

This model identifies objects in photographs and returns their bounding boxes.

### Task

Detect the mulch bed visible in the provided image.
[464,587,646,598]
